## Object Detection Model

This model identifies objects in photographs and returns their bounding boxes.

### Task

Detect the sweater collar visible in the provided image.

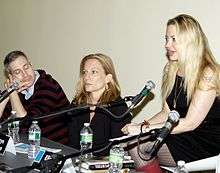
[21,70,40,100]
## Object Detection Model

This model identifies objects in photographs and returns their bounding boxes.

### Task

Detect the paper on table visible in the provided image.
[5,137,16,155]
[185,155,217,172]
[160,166,175,173]
[15,143,61,154]
[162,155,220,173]
[40,146,61,153]
[61,158,76,173]
[109,134,137,142]
[216,154,220,173]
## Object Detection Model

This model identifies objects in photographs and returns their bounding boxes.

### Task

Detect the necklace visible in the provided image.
[173,77,183,109]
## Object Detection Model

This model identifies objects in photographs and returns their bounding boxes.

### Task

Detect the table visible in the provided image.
[0,134,78,172]
[0,135,142,172]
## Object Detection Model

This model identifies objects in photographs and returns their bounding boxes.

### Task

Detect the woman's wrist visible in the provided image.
[140,120,150,132]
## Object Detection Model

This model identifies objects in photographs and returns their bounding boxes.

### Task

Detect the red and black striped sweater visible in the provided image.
[1,70,70,144]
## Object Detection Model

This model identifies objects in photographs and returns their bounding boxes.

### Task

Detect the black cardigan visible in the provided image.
[68,97,132,156]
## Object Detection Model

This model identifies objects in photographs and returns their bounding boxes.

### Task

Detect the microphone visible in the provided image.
[0,81,19,103]
[131,80,155,108]
[95,81,155,109]
[146,110,180,158]
[95,81,155,120]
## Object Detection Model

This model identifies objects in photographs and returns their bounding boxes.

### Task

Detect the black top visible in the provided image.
[68,97,132,156]
[166,75,220,162]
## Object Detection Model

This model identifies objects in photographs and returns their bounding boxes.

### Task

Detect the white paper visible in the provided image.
[162,156,220,172]
[215,154,220,173]
[160,166,176,173]
[15,142,61,154]
[109,134,138,142]
[61,158,76,173]
[5,137,16,155]
[40,146,61,153]
[185,156,217,172]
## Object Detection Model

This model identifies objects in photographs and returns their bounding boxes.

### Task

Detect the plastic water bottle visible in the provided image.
[8,111,20,143]
[80,123,93,160]
[28,121,41,159]
[8,110,16,136]
[108,145,125,173]
[174,160,189,173]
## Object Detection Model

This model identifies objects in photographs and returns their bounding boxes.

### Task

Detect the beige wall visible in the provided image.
[0,0,220,122]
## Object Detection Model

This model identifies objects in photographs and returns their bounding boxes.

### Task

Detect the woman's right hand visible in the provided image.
[121,123,142,135]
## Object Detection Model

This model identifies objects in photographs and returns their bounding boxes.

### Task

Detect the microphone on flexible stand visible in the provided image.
[130,80,155,109]
[95,80,156,120]
[146,110,180,159]
[101,80,155,109]
[0,80,19,103]
[22,80,155,122]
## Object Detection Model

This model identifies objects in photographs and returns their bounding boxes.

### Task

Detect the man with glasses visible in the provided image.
[0,50,70,144]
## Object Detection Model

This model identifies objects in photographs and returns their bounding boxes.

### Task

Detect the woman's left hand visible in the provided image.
[121,123,143,135]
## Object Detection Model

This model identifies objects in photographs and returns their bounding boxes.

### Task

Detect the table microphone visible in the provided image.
[146,110,180,158]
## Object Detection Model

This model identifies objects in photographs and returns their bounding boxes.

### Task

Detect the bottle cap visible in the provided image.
[11,110,16,117]
[84,123,90,127]
[177,160,186,166]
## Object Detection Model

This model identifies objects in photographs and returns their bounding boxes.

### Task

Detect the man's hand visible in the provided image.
[17,80,30,92]
[5,74,29,93]
[4,74,14,89]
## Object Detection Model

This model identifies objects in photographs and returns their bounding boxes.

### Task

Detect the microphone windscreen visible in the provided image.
[168,110,180,124]
[146,80,156,90]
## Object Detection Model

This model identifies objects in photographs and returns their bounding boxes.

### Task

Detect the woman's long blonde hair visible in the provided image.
[74,53,121,105]
[162,14,220,104]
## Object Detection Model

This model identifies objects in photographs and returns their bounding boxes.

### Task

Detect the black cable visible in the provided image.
[0,95,139,128]
[32,105,90,121]
[28,102,133,122]
[137,125,158,161]
[97,104,133,119]
[44,130,156,173]
[30,94,138,121]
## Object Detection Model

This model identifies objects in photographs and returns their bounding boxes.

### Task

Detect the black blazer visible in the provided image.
[68,97,132,156]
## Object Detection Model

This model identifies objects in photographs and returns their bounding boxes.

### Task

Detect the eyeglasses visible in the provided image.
[11,63,32,76]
